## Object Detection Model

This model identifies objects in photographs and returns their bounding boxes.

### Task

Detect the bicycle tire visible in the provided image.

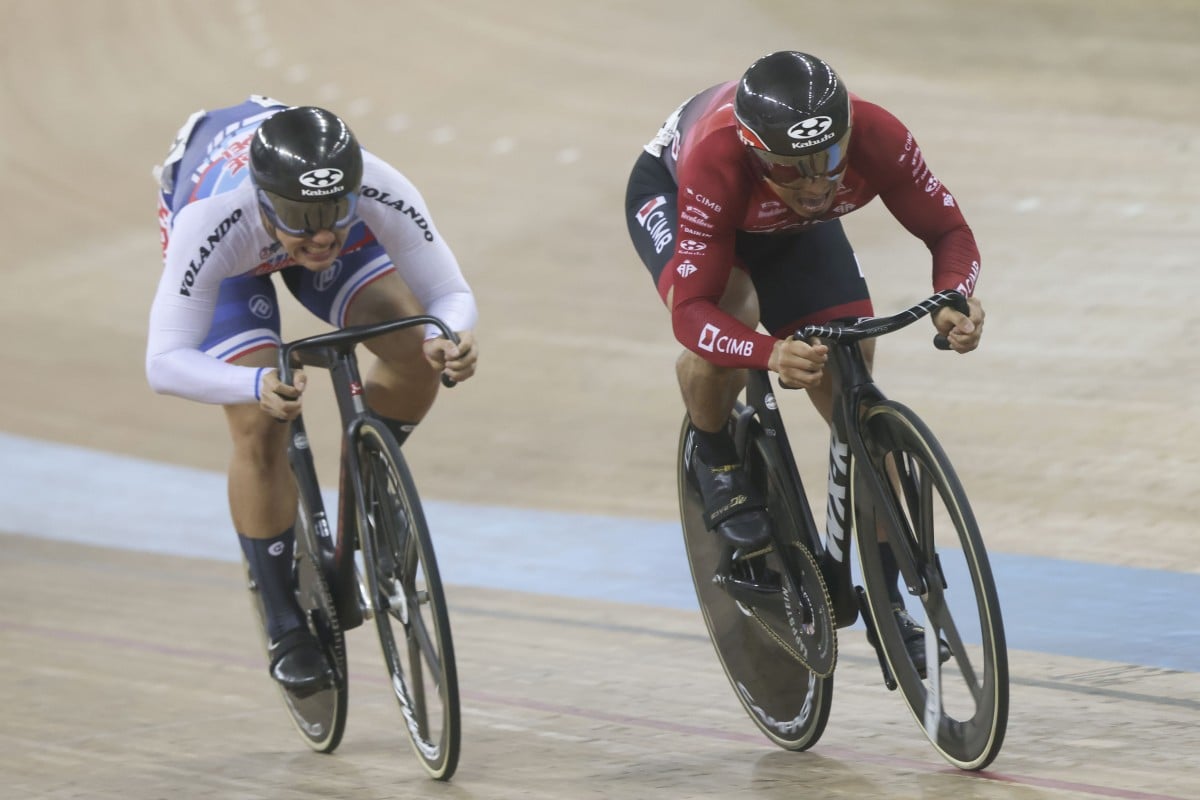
[677,417,834,752]
[244,504,349,753]
[354,421,460,780]
[851,400,1008,770]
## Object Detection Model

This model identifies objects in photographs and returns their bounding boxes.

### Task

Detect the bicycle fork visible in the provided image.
[827,376,904,689]
[828,407,902,689]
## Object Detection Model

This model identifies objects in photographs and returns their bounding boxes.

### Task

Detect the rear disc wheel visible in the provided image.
[245,508,348,753]
[677,416,834,751]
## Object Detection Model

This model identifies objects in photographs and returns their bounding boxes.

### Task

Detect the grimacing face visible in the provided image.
[750,126,850,218]
[263,215,348,271]
[765,175,843,218]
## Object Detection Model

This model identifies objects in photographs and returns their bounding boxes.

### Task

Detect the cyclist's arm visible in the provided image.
[669,294,775,370]
[145,198,271,405]
[665,136,775,370]
[859,103,982,297]
[881,180,981,297]
[357,152,479,340]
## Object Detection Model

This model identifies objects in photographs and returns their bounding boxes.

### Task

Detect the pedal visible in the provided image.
[715,549,783,603]
[334,581,366,631]
[723,573,783,600]
[355,574,375,621]
[821,552,860,628]
[856,585,897,690]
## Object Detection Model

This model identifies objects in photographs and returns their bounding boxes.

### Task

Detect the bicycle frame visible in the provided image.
[733,291,968,630]
[682,290,1008,767]
[277,315,457,631]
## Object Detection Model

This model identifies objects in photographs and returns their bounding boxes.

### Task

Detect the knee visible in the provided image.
[227,410,289,470]
[676,349,746,387]
[377,325,427,362]
[676,349,708,382]
[861,339,876,372]
[719,270,760,328]
[807,378,834,425]
[371,327,437,380]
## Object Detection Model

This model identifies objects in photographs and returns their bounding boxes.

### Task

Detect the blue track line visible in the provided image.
[1,431,1196,672]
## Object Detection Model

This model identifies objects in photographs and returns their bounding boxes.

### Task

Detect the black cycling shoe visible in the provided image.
[269,626,335,698]
[865,605,952,678]
[895,607,952,678]
[690,450,773,551]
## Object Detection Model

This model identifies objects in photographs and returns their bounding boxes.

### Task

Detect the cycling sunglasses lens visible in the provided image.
[258,189,358,235]
[753,131,850,187]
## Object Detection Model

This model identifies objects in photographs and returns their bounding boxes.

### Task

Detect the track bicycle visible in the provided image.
[244,314,461,779]
[677,290,1008,770]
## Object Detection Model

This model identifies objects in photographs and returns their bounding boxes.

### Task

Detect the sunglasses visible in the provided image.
[257,188,359,236]
[750,129,851,188]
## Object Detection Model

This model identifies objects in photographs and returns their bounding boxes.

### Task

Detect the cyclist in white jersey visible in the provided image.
[147,97,479,695]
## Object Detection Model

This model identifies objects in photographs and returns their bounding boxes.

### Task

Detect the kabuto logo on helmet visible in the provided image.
[298,167,345,197]
[787,116,839,151]
[300,168,344,188]
[788,116,834,140]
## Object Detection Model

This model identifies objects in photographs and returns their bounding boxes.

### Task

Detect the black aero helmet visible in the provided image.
[250,106,363,235]
[250,106,362,200]
[734,51,852,187]
[735,51,850,155]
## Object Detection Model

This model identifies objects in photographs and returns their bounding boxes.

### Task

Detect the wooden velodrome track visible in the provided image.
[2,1,1198,798]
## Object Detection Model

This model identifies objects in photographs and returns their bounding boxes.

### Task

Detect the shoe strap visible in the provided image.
[268,626,316,668]
[701,464,767,527]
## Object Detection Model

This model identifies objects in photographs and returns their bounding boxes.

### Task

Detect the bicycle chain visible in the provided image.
[744,547,838,678]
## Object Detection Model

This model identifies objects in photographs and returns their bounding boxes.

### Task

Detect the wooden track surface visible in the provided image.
[4,534,1199,799]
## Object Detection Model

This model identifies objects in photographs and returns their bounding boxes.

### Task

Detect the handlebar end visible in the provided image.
[933,290,969,350]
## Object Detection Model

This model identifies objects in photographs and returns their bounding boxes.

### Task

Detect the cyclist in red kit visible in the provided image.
[625,51,984,672]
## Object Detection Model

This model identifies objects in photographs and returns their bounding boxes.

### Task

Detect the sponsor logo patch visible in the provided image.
[361,185,435,242]
[177,209,244,296]
[635,195,673,254]
[697,324,754,357]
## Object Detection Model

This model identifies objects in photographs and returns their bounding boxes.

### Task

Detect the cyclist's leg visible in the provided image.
[625,152,745,423]
[626,152,769,546]
[346,272,439,430]
[202,272,332,691]
[224,378,295,537]
[283,250,437,446]
[803,339,874,424]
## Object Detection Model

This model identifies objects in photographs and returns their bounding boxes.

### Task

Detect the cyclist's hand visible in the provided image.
[259,368,307,421]
[933,296,985,353]
[770,338,828,390]
[424,330,477,383]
